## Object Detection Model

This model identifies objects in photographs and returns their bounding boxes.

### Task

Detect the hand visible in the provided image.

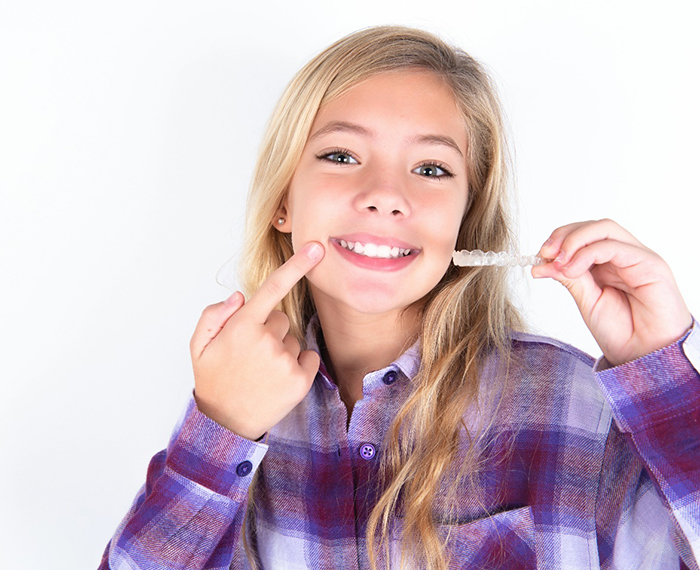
[532,219,692,366]
[190,241,325,440]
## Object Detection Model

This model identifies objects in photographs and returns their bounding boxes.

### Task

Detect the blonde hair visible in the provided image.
[239,25,523,570]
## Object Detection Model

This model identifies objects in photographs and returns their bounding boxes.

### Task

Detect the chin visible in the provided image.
[334,286,427,318]
[308,267,441,317]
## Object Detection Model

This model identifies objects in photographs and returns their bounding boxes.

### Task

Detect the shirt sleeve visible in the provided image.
[98,395,268,570]
[594,320,700,569]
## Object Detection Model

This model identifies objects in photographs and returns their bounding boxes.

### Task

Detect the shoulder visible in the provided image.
[506,330,599,391]
[509,330,596,368]
[486,331,612,436]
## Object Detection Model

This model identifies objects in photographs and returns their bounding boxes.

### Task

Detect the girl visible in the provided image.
[99,26,699,569]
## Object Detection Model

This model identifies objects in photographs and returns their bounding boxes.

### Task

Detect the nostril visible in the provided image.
[368,206,378,212]
[391,209,401,216]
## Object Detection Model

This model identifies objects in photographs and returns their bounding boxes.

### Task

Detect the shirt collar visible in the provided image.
[304,314,421,389]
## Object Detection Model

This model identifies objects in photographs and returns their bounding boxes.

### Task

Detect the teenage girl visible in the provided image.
[99,26,699,570]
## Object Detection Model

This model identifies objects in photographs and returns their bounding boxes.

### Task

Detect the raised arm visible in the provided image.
[99,242,325,569]
[533,219,699,566]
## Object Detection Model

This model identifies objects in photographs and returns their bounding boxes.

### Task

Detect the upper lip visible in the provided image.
[331,233,420,252]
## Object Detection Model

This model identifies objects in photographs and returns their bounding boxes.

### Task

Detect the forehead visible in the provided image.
[328,67,454,97]
[310,70,467,149]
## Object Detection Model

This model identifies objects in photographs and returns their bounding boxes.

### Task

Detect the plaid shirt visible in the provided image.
[100,320,700,569]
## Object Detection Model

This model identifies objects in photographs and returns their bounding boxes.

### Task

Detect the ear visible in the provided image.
[273,203,292,233]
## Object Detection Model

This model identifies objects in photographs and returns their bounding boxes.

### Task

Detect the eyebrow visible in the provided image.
[309,120,464,159]
[308,121,372,141]
[410,134,464,159]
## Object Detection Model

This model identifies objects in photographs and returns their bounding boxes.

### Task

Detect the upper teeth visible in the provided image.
[339,240,411,259]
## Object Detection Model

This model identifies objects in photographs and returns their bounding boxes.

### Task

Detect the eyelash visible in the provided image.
[315,148,454,179]
[315,148,358,165]
[414,161,454,179]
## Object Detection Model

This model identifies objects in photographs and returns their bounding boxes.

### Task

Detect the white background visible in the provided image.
[1,1,698,567]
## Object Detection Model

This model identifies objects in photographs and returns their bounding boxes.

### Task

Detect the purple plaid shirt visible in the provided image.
[99,319,700,569]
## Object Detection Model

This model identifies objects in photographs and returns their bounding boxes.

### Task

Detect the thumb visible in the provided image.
[536,263,603,321]
[190,291,245,360]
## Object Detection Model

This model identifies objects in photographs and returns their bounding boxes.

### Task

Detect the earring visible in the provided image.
[277,217,285,225]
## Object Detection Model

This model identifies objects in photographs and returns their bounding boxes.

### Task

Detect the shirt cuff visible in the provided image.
[164,395,268,500]
[594,319,700,433]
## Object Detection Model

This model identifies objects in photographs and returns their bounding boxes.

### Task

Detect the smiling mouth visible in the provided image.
[335,239,415,259]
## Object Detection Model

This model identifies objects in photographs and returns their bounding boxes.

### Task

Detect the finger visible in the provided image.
[537,221,588,260]
[533,239,642,281]
[557,239,658,283]
[190,291,245,359]
[266,310,291,337]
[281,349,320,404]
[539,219,645,264]
[282,334,301,357]
[533,238,659,319]
[297,349,321,383]
[557,271,605,321]
[243,242,325,323]
[531,260,605,319]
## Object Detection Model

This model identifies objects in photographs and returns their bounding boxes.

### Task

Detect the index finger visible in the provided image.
[538,219,644,264]
[243,241,325,323]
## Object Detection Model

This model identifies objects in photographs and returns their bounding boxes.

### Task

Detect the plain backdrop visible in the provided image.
[1,1,698,567]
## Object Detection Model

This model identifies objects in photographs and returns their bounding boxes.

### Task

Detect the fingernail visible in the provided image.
[304,242,324,262]
[223,291,240,306]
[542,238,554,249]
[554,250,567,264]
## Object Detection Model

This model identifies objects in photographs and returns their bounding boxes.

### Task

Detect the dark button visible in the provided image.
[359,443,376,460]
[382,370,398,385]
[235,460,253,477]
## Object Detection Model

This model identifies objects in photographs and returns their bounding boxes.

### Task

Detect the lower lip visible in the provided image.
[331,240,419,271]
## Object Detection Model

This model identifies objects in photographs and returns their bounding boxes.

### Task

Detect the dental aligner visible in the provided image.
[452,249,546,267]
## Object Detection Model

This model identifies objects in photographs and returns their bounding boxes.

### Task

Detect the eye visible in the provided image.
[316,148,359,165]
[413,162,453,178]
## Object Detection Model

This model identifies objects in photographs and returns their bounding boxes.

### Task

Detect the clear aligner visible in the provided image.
[452,249,546,267]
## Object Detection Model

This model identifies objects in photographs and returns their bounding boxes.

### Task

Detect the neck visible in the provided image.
[313,299,421,415]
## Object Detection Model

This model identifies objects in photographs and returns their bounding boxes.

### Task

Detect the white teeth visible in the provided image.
[376,245,391,258]
[338,240,412,259]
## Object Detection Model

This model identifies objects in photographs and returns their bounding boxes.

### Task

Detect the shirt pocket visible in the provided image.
[437,505,535,569]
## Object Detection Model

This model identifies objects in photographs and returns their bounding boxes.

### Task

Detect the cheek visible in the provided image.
[287,173,326,218]
[444,197,468,248]
[426,202,465,247]
[287,195,331,253]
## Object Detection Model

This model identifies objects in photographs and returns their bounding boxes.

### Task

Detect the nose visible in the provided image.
[353,168,411,217]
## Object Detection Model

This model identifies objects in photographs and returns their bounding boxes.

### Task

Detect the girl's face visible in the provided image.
[284,70,469,318]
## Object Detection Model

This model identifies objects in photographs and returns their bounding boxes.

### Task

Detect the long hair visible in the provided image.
[239,26,523,570]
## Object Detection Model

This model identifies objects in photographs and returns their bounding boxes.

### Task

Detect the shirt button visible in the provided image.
[359,443,376,460]
[235,460,253,477]
[382,370,398,385]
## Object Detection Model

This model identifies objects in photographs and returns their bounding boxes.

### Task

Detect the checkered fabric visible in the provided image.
[99,320,700,569]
